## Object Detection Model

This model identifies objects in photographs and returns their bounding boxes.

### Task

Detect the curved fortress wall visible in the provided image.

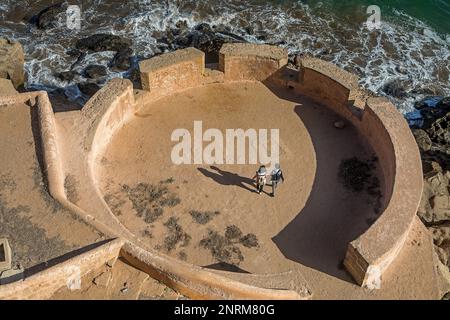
[140,43,422,288]
[286,56,422,288]
[0,43,422,299]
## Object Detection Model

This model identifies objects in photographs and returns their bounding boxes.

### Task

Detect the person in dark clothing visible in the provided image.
[270,163,285,197]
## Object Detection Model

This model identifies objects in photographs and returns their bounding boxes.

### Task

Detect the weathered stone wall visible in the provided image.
[0,38,25,88]
[265,55,423,288]
[0,239,123,300]
[122,242,311,300]
[139,47,204,100]
[219,43,288,81]
[82,78,136,161]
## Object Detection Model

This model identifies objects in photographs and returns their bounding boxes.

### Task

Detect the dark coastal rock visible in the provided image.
[66,48,83,57]
[0,38,25,89]
[245,26,255,35]
[78,82,101,97]
[195,23,213,33]
[414,96,450,129]
[84,65,107,79]
[175,20,188,31]
[412,129,432,152]
[414,96,443,110]
[159,23,246,64]
[110,48,133,71]
[417,161,450,224]
[56,70,78,82]
[412,84,446,97]
[75,34,132,52]
[427,112,450,150]
[32,2,67,30]
[437,97,450,110]
[382,78,410,99]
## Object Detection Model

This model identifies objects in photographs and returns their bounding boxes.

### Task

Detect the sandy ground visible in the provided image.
[94,81,427,299]
[51,257,183,300]
[0,99,104,272]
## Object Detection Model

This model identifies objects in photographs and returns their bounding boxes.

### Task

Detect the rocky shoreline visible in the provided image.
[408,96,450,299]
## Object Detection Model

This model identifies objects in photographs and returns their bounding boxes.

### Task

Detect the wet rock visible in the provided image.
[437,97,450,110]
[66,48,83,57]
[175,20,188,31]
[56,70,78,82]
[76,34,132,52]
[78,82,101,97]
[160,23,246,64]
[245,26,254,35]
[110,48,133,71]
[414,96,443,110]
[412,129,432,152]
[84,65,107,79]
[0,38,25,89]
[195,23,213,33]
[382,78,410,99]
[56,71,78,82]
[412,84,446,97]
[32,2,67,30]
[414,97,450,129]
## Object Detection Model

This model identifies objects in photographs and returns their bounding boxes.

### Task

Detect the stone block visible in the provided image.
[0,38,25,88]
[0,238,11,273]
[0,267,24,285]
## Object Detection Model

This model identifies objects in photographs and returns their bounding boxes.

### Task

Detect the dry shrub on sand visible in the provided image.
[162,216,191,252]
[122,181,180,224]
[200,225,259,265]
[189,210,220,224]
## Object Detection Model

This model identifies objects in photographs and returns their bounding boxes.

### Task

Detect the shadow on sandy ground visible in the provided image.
[198,166,260,194]
[271,97,377,283]
[203,262,250,274]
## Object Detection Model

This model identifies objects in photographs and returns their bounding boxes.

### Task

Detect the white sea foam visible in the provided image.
[0,0,448,113]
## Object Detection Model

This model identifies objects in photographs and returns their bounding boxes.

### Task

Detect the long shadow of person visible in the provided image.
[197,166,259,193]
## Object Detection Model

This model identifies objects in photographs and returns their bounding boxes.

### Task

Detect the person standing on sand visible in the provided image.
[253,165,267,194]
[270,163,285,197]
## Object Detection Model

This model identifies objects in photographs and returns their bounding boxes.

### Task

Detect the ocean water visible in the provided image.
[0,0,449,113]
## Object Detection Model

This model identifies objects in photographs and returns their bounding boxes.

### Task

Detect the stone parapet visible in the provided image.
[219,43,288,81]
